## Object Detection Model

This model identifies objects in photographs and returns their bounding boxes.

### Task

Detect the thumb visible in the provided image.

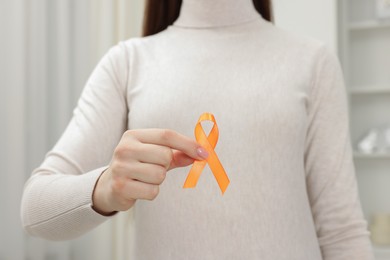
[168,150,198,170]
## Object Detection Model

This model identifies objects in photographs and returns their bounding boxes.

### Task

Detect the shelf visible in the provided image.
[349,20,390,31]
[349,86,390,95]
[341,0,390,241]
[354,152,390,159]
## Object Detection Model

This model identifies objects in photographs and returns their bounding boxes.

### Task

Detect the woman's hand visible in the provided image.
[91,129,209,215]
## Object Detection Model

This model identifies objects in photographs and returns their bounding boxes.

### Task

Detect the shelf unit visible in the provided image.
[339,0,390,258]
[349,86,390,95]
[349,20,390,30]
[354,152,390,159]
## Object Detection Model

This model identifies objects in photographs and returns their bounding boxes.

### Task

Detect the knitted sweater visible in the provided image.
[21,0,374,259]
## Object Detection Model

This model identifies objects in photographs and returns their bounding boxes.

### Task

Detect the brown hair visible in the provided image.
[142,0,273,37]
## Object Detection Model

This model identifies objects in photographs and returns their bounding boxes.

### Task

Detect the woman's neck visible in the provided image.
[173,0,260,28]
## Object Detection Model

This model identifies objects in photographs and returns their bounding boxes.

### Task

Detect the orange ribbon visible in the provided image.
[183,113,230,194]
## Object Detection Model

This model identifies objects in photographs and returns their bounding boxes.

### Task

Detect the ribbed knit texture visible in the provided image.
[21,0,374,259]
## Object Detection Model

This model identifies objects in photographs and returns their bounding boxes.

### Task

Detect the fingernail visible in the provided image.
[196,147,209,159]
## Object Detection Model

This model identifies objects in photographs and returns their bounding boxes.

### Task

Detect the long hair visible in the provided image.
[142,0,273,37]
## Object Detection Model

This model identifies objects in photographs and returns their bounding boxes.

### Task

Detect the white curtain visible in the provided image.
[0,0,144,259]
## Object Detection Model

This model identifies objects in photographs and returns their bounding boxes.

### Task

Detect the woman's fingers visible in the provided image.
[92,129,209,214]
[168,150,196,170]
[127,143,173,168]
[122,180,160,201]
[119,129,208,169]
[128,129,208,160]
[116,150,195,185]
[110,179,159,211]
[127,163,167,185]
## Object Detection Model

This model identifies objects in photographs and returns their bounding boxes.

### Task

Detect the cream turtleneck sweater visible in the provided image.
[21,0,374,259]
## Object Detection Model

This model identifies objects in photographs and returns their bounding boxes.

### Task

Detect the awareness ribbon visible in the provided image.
[183,113,230,194]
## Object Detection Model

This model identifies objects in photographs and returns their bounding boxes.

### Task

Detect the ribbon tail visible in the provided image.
[207,152,230,194]
[183,160,207,188]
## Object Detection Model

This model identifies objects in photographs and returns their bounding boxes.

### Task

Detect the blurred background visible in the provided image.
[1,0,389,259]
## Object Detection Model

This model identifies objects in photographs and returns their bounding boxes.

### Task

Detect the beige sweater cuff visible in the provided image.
[22,167,115,241]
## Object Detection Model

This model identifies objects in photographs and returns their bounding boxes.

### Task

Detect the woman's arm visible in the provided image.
[20,43,130,241]
[304,46,374,259]
[20,41,207,241]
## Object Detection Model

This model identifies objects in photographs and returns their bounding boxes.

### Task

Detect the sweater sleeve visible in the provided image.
[21,42,129,241]
[304,46,374,259]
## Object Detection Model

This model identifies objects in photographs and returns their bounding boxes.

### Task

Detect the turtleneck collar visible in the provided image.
[172,0,261,28]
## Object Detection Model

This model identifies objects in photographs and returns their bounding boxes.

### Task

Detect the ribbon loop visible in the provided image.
[183,113,230,194]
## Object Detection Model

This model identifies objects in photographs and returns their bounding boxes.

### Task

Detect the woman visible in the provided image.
[21,0,374,259]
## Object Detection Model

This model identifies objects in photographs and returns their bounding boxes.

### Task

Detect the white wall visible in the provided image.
[273,0,338,51]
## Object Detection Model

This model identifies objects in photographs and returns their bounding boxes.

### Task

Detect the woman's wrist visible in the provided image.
[91,169,117,216]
